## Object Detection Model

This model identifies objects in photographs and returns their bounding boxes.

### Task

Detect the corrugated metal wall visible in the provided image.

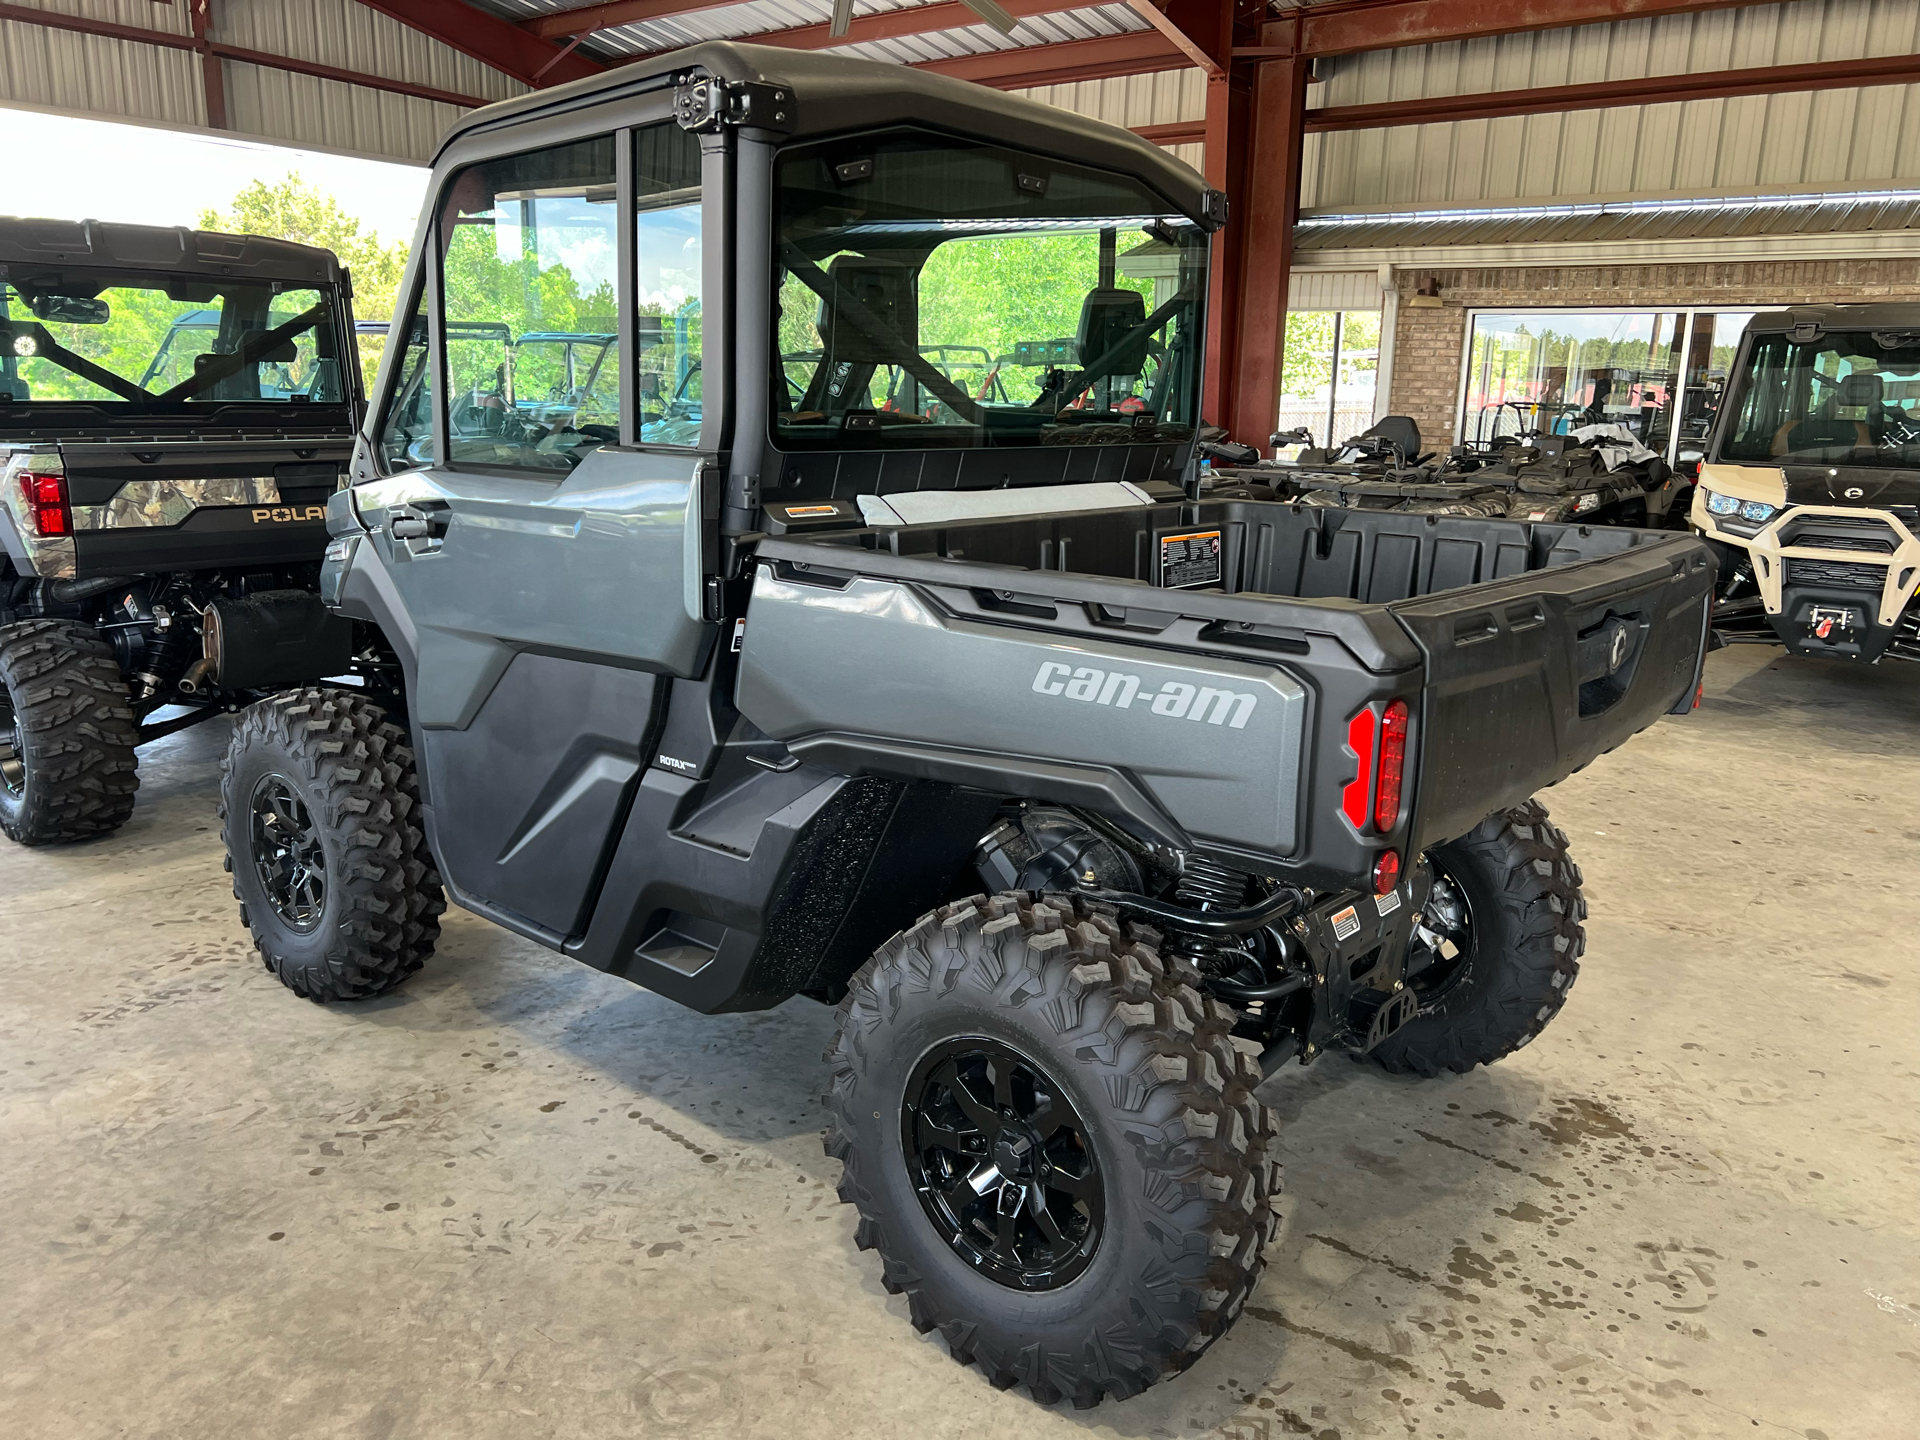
[1014,69,1205,176]
[1,1,204,129]
[0,0,523,162]
[1304,0,1920,208]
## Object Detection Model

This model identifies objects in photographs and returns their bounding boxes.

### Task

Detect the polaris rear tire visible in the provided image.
[825,892,1281,1406]
[0,618,139,845]
[1369,799,1585,1077]
[220,687,444,1002]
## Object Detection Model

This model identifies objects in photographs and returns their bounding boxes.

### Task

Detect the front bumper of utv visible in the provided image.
[1692,492,1920,662]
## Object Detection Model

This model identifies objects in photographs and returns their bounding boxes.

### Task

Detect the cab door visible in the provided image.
[353,119,719,939]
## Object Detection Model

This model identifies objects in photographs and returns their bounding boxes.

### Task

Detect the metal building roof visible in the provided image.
[472,0,1149,66]
[1297,188,1920,250]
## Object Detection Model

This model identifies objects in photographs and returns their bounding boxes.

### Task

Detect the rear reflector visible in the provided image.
[19,468,70,536]
[1372,849,1400,895]
[1374,699,1408,832]
[1340,708,1376,828]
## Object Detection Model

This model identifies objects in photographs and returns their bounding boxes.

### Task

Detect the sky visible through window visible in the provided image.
[4,105,424,243]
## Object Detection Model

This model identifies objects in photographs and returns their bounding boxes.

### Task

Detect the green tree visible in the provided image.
[199,173,412,390]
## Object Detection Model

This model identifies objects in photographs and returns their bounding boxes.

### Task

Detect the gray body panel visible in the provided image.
[735,568,1309,862]
[351,447,715,728]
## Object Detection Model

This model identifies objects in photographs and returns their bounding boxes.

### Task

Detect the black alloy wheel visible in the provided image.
[902,1036,1103,1291]
[250,774,327,932]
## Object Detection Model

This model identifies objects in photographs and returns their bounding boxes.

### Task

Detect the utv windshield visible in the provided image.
[1722,329,1920,466]
[773,129,1206,450]
[0,271,344,409]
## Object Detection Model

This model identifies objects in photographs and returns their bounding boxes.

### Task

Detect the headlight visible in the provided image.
[1573,492,1600,514]
[1738,500,1777,523]
[1705,491,1740,516]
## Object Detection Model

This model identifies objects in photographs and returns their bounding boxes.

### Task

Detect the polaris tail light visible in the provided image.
[1374,699,1409,832]
[1372,849,1400,895]
[19,465,70,536]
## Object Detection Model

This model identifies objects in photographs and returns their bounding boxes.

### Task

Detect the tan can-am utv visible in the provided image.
[1693,305,1920,662]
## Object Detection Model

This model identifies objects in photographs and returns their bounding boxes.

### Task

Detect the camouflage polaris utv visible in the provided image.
[0,218,368,843]
[1692,305,1920,662]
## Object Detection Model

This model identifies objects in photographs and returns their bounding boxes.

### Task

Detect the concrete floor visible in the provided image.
[1,646,1915,1440]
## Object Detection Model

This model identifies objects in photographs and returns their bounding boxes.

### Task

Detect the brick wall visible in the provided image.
[1385,258,1920,450]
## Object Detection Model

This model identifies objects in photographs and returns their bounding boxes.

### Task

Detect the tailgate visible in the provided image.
[61,438,347,576]
[1392,532,1715,853]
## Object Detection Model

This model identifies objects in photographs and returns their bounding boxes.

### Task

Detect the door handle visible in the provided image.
[385,502,447,558]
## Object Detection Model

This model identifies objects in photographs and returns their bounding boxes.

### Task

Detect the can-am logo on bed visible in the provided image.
[1031,660,1257,729]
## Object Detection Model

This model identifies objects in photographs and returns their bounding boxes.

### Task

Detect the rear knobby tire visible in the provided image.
[825,891,1282,1407]
[1369,799,1586,1077]
[0,618,139,845]
[219,687,444,1002]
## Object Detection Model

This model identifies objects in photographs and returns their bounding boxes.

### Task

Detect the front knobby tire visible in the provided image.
[1370,799,1586,1077]
[824,892,1282,1406]
[0,618,139,845]
[219,687,445,1002]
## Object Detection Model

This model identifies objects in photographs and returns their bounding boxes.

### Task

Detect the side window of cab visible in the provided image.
[375,302,432,472]
[436,135,619,474]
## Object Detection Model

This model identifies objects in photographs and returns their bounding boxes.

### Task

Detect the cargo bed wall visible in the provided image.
[858,499,1653,605]
[749,500,1713,887]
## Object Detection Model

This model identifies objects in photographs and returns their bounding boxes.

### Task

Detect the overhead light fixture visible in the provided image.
[1408,276,1444,308]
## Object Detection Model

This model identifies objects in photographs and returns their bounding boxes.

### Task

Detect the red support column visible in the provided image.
[189,0,227,130]
[1200,66,1249,431]
[1224,56,1309,448]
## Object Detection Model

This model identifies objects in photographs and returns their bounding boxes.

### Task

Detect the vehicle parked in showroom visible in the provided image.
[218,44,1716,1406]
[0,218,368,843]
[1218,413,1693,526]
[1691,305,1920,662]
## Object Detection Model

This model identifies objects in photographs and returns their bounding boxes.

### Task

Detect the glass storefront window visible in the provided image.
[1675,311,1756,473]
[1278,309,1379,447]
[1461,308,1761,473]
[1463,311,1678,447]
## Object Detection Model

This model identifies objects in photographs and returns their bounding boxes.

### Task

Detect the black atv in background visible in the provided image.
[1210,414,1691,527]
[0,218,369,843]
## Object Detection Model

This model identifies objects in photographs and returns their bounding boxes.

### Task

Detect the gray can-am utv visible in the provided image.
[0,218,369,842]
[218,44,1715,1405]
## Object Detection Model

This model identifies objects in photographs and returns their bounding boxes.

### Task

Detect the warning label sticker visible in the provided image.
[1159,529,1223,588]
[1330,904,1362,942]
[783,504,839,517]
[1374,888,1401,917]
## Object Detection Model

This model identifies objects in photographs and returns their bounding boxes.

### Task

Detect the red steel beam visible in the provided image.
[1134,119,1206,144]
[0,2,490,110]
[1273,0,1758,60]
[913,31,1186,89]
[189,0,227,129]
[353,0,603,86]
[1225,55,1309,447]
[1305,48,1920,130]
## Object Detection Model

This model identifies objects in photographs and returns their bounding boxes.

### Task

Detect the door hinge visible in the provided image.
[674,78,796,135]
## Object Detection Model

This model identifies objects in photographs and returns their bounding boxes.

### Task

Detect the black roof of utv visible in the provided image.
[436,40,1216,227]
[0,216,344,286]
[1746,303,1920,334]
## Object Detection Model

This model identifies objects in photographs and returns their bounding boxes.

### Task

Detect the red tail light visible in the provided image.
[1372,849,1400,895]
[1340,707,1376,828]
[19,467,70,536]
[1374,699,1408,831]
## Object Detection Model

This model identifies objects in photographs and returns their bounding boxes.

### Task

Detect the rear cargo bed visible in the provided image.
[739,500,1714,890]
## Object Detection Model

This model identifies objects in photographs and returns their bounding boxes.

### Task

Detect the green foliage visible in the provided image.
[200,172,411,392]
